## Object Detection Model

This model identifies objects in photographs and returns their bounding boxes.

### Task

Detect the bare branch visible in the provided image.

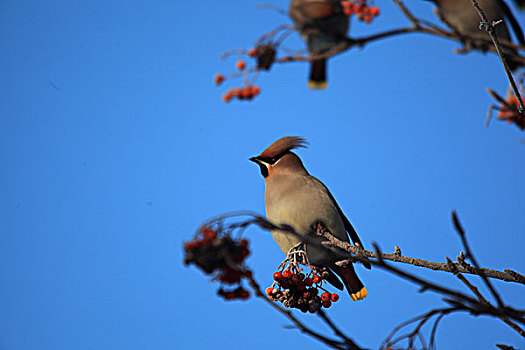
[447,256,525,338]
[202,211,525,285]
[451,211,504,307]
[469,0,525,113]
[194,211,525,347]
[245,272,362,350]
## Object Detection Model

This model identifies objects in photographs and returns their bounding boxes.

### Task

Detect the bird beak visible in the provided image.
[249,156,261,164]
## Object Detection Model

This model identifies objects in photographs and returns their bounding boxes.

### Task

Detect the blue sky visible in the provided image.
[1,0,524,349]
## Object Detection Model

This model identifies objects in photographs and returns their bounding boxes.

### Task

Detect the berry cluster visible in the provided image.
[221,85,261,103]
[497,95,525,130]
[183,227,251,301]
[251,43,277,71]
[214,42,277,103]
[341,0,380,23]
[218,286,250,300]
[265,263,339,313]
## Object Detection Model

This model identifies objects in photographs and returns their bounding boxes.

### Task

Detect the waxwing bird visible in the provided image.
[289,0,350,89]
[250,136,370,301]
[426,0,524,70]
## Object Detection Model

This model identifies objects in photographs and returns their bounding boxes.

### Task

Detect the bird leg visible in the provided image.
[286,241,310,266]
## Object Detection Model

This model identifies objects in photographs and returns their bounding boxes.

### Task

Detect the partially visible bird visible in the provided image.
[425,0,524,70]
[512,0,525,9]
[289,0,350,89]
[250,136,370,301]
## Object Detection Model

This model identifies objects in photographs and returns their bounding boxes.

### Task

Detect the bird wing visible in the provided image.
[498,0,525,44]
[311,176,371,269]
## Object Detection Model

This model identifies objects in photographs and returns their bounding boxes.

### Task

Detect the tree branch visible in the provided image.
[469,0,525,113]
[246,272,363,350]
[194,210,525,348]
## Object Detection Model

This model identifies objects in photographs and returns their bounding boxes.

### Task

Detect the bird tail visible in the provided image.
[308,59,327,89]
[331,263,367,301]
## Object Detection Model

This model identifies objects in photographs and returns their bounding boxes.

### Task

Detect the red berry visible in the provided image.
[266,287,273,295]
[273,272,282,280]
[369,6,380,16]
[312,275,321,284]
[201,228,216,239]
[291,274,300,283]
[304,277,313,286]
[321,292,331,302]
[248,85,260,96]
[280,280,291,289]
[322,300,332,308]
[222,93,233,103]
[282,270,292,279]
[214,74,225,85]
[247,48,257,57]
[236,60,246,70]
[330,293,339,302]
[341,1,353,16]
[239,87,252,100]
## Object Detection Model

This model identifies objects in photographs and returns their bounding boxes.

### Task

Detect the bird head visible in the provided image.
[250,136,309,178]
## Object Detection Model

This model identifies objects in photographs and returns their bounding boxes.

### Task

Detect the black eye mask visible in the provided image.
[258,151,289,165]
[250,151,290,178]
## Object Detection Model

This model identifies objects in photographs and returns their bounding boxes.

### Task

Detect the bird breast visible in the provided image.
[264,173,349,264]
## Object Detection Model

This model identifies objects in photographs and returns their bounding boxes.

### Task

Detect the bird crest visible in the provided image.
[260,136,308,158]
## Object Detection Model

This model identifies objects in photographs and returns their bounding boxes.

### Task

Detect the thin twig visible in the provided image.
[382,308,455,349]
[255,3,288,17]
[469,0,525,113]
[391,0,420,26]
[446,256,489,303]
[317,309,359,348]
[447,256,525,338]
[451,211,504,307]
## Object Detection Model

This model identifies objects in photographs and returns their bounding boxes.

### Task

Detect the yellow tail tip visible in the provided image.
[308,80,327,90]
[350,287,368,301]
